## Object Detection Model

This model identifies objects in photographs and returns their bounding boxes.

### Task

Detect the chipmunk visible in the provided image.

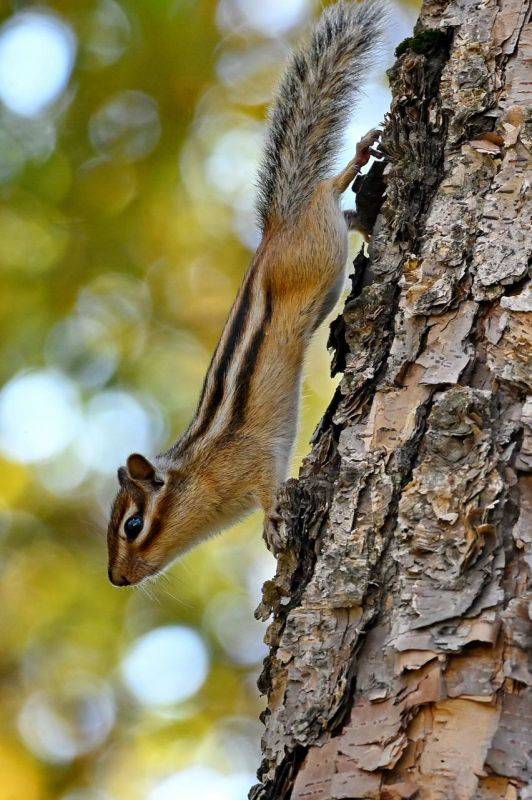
[107,0,385,586]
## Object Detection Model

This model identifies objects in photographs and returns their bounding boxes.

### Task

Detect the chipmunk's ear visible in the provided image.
[127,453,156,482]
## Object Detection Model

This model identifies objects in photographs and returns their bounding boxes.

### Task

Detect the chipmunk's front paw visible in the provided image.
[263,504,286,554]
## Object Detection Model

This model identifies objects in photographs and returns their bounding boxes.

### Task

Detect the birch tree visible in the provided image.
[252,0,531,797]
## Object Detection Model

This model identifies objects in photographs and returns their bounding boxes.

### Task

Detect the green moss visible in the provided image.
[395,28,449,58]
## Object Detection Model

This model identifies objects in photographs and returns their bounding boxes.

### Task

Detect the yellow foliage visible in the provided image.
[0,742,44,800]
[0,456,28,508]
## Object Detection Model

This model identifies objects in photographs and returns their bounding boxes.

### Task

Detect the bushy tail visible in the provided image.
[256,0,385,231]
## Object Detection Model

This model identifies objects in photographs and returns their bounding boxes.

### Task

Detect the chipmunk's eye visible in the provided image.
[124,514,143,541]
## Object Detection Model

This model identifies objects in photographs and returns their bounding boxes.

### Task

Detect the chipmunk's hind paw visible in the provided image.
[355,127,383,167]
[333,128,384,193]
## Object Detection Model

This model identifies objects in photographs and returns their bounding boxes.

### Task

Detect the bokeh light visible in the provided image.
[45,315,119,391]
[18,683,115,764]
[121,626,210,707]
[77,389,162,474]
[89,91,161,162]
[204,592,268,666]
[148,766,255,800]
[217,0,311,36]
[0,370,81,463]
[86,0,131,68]
[0,11,76,117]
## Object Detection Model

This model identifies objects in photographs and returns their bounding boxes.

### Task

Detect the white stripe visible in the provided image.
[206,279,266,440]
[183,279,249,441]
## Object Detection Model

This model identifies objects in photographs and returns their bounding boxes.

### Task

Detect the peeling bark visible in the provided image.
[252,0,531,798]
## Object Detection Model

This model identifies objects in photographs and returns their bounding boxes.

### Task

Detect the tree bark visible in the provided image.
[252,0,531,798]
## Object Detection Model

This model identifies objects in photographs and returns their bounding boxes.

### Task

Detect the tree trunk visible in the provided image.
[251,0,531,797]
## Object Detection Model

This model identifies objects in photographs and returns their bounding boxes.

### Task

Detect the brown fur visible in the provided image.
[106,0,384,586]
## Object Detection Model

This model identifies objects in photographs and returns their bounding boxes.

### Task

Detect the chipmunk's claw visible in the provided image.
[355,128,382,162]
[352,129,384,169]
[263,505,286,554]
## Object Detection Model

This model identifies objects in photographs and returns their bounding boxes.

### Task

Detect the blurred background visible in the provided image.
[0,0,418,798]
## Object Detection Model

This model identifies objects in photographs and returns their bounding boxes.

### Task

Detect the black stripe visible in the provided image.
[183,270,256,447]
[121,480,146,516]
[229,286,273,430]
[137,517,161,551]
[137,483,174,551]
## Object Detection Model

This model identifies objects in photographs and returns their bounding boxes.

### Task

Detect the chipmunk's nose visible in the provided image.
[108,567,131,586]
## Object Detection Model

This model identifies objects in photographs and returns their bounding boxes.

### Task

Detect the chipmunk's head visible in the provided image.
[106,452,203,586]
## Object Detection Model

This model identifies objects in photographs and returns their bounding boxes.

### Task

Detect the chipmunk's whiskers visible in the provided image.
[157,571,192,609]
